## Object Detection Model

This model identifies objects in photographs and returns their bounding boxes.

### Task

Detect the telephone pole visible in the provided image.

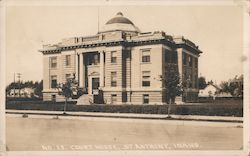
[13,73,16,97]
[17,73,21,97]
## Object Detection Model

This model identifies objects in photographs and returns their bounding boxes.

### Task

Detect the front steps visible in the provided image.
[76,94,93,105]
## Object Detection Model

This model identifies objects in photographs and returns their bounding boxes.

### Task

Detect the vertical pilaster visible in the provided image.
[99,51,104,88]
[75,53,79,82]
[176,48,184,104]
[192,55,195,88]
[177,48,183,80]
[79,53,85,88]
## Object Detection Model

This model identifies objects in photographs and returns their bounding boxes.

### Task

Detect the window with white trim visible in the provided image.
[111,51,117,63]
[65,55,71,66]
[195,58,198,68]
[50,57,57,68]
[111,72,117,87]
[142,71,150,87]
[51,75,57,88]
[141,49,150,63]
[189,56,193,67]
[143,94,149,104]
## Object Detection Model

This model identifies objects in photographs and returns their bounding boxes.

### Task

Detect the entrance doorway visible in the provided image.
[92,77,99,94]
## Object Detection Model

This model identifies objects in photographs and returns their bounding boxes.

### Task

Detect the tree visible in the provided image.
[161,64,181,117]
[165,65,181,104]
[229,75,243,97]
[57,76,78,114]
[34,80,43,98]
[198,76,207,89]
[219,75,243,97]
[6,80,43,98]
[220,81,230,93]
[207,80,214,85]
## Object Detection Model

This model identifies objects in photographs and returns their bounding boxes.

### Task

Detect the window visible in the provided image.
[111,51,117,63]
[188,74,192,88]
[66,55,71,66]
[195,58,198,68]
[111,94,117,104]
[93,53,99,65]
[92,78,100,90]
[50,57,57,68]
[183,53,187,65]
[189,56,193,67]
[142,71,150,87]
[122,92,127,103]
[143,94,149,104]
[87,53,99,65]
[172,52,177,63]
[165,51,171,63]
[111,72,117,87]
[166,51,177,64]
[141,49,150,63]
[51,75,57,88]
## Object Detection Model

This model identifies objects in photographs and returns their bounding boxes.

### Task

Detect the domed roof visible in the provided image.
[101,12,140,33]
[106,12,134,25]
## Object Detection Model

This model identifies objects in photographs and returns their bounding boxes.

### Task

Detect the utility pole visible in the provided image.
[17,73,21,97]
[13,73,15,97]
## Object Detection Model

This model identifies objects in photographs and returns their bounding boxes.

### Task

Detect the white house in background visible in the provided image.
[8,88,35,98]
[199,84,233,98]
[198,84,219,97]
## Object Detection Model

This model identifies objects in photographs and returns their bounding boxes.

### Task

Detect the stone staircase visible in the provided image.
[76,94,93,105]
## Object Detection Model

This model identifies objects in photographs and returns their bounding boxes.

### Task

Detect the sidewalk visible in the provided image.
[5,109,243,123]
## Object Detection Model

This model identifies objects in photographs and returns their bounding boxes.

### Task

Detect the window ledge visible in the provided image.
[50,68,58,70]
[140,62,151,65]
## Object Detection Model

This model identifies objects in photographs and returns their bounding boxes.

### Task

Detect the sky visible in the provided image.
[6,5,244,85]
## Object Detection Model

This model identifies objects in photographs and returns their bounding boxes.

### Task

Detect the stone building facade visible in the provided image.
[40,12,202,104]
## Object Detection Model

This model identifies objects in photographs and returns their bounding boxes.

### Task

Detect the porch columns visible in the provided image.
[177,48,183,80]
[99,51,105,88]
[75,53,79,82]
[79,53,85,88]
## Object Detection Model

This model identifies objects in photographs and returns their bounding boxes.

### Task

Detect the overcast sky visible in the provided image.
[6,5,243,85]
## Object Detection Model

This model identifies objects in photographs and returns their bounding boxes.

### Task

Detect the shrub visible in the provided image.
[6,100,243,117]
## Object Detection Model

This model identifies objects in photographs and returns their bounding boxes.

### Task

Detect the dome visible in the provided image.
[100,12,140,33]
[106,12,134,25]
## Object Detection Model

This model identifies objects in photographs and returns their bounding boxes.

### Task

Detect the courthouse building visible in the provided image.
[40,12,202,104]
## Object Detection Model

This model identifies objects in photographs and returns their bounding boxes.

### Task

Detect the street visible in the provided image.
[6,114,243,151]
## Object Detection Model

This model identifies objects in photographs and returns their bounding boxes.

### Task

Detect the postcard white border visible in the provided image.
[0,0,249,156]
